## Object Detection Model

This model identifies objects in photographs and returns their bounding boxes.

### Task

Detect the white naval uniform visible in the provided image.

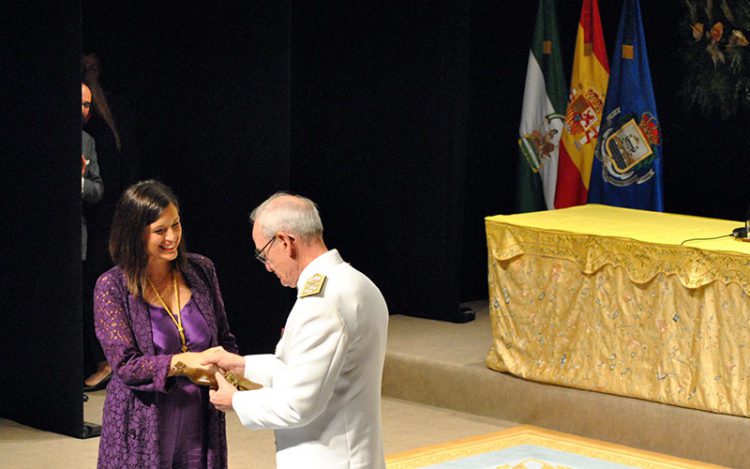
[232,249,389,469]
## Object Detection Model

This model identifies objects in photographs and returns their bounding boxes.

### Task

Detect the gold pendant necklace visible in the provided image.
[148,270,188,352]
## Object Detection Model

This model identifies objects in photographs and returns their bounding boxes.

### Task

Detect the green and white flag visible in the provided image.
[517,0,567,212]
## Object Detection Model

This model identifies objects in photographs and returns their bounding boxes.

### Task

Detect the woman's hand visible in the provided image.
[169,351,213,376]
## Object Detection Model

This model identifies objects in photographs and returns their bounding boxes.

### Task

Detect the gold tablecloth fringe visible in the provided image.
[487,223,750,295]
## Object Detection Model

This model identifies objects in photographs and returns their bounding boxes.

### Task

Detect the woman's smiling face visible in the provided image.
[144,203,181,265]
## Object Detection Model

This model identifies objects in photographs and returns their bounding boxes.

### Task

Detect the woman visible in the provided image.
[94,180,238,468]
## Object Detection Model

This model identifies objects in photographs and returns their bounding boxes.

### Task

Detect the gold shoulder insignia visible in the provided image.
[299,273,327,298]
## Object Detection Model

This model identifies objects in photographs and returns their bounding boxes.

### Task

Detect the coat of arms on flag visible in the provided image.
[515,0,567,212]
[588,0,664,210]
[553,0,609,209]
[519,113,564,174]
[564,87,605,149]
[598,112,660,184]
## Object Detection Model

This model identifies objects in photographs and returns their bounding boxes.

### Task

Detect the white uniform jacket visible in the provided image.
[232,249,389,469]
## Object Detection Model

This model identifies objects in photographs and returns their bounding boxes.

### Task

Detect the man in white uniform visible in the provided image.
[205,192,389,469]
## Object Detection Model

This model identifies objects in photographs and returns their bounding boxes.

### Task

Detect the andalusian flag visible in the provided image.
[517,0,567,212]
[588,0,663,211]
[554,0,609,208]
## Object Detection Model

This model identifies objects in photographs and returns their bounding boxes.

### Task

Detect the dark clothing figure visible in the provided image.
[82,130,104,261]
[83,89,139,382]
[83,89,139,273]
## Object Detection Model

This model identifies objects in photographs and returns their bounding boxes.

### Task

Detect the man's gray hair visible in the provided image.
[249,192,324,241]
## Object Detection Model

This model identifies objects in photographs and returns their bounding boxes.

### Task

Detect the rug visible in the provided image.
[386,425,726,468]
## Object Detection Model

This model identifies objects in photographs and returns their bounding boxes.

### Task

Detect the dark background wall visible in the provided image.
[2,0,748,436]
[289,1,471,325]
[79,0,750,353]
[81,1,295,357]
[0,0,83,437]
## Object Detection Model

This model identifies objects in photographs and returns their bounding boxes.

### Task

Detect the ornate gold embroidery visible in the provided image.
[300,273,327,298]
[486,208,750,418]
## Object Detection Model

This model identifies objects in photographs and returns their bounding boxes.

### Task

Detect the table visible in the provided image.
[485,204,750,417]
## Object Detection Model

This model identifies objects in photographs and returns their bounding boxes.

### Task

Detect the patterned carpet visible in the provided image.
[386,425,727,469]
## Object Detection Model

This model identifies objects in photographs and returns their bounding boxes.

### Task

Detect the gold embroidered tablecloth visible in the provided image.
[486,204,750,417]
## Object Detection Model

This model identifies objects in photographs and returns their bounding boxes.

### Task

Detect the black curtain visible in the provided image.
[0,0,293,437]
[0,1,84,437]
[81,1,293,356]
[289,1,470,321]
[4,0,750,437]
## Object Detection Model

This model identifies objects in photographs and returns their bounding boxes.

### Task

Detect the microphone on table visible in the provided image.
[731,203,750,238]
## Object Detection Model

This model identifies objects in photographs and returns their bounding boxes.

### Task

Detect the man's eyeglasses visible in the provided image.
[254,235,277,264]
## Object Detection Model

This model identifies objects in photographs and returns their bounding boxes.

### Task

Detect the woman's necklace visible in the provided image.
[147,270,188,352]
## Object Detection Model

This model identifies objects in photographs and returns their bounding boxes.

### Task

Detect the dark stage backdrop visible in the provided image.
[0,2,84,437]
[80,0,750,337]
[81,2,293,356]
[4,0,750,437]
[289,2,471,321]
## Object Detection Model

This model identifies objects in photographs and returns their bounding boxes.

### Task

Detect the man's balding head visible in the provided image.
[250,192,323,243]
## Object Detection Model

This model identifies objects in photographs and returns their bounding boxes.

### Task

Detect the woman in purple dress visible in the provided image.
[94,180,238,468]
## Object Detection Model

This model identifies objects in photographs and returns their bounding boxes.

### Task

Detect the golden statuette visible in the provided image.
[173,361,262,391]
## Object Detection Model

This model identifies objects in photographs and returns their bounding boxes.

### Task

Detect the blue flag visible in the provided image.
[588,0,663,211]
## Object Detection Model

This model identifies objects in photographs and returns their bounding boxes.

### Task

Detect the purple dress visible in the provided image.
[150,297,211,468]
[94,254,238,469]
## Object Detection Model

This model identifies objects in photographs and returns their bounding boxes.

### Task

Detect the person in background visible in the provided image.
[204,192,389,469]
[82,52,140,390]
[81,82,103,263]
[94,180,238,468]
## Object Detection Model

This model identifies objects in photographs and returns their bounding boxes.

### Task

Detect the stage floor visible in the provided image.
[0,302,512,469]
[3,300,745,467]
[0,394,511,468]
[384,301,749,468]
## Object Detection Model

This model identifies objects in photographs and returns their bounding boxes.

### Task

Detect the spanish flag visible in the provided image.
[554,0,609,208]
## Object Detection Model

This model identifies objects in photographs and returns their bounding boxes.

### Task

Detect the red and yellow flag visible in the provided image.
[554,0,609,208]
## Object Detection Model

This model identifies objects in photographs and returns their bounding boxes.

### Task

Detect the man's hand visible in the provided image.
[209,372,236,412]
[81,154,87,176]
[201,347,246,376]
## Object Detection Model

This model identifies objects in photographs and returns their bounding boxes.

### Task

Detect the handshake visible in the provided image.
[169,346,261,391]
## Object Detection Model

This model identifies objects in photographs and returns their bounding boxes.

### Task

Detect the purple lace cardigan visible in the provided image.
[94,253,239,468]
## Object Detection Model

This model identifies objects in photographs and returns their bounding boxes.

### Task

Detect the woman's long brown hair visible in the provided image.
[108,180,188,297]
